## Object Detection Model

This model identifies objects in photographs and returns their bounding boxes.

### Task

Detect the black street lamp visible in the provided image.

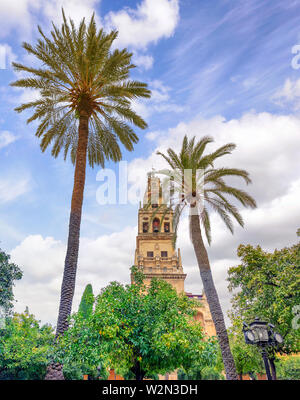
[243,317,283,380]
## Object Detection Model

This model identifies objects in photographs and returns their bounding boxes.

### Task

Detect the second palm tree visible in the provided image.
[157,135,256,380]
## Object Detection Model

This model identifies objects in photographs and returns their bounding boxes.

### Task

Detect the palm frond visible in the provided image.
[205,191,244,227]
[205,167,252,185]
[210,184,256,208]
[167,148,184,170]
[192,135,214,161]
[205,195,235,233]
[199,143,236,169]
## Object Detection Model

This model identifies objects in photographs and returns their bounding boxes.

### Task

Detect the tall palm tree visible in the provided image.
[157,135,256,380]
[11,12,150,340]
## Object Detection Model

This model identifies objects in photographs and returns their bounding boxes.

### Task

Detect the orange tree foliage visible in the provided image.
[56,268,217,380]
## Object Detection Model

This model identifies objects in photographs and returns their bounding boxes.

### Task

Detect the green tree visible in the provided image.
[11,10,151,350]
[0,248,22,315]
[276,355,300,380]
[156,135,256,379]
[0,308,54,380]
[78,284,94,319]
[227,314,264,380]
[228,242,300,356]
[178,349,224,380]
[57,268,217,380]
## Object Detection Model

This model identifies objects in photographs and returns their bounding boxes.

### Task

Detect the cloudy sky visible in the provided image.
[0,0,299,327]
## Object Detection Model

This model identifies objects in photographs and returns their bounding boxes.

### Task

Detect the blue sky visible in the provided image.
[0,0,300,325]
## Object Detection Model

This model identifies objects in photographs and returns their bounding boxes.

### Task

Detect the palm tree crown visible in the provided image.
[157,135,256,244]
[11,11,151,166]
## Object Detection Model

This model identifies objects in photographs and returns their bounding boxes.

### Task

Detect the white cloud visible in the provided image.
[145,130,164,141]
[132,79,185,119]
[10,88,41,106]
[41,0,101,26]
[129,112,300,205]
[0,43,17,69]
[0,0,40,38]
[105,0,179,49]
[0,0,179,47]
[151,80,170,102]
[0,130,17,149]
[0,177,30,203]
[272,78,300,110]
[132,53,154,70]
[242,77,258,90]
[11,235,65,282]
[11,227,136,326]
[0,0,101,39]
[11,235,65,326]
[20,89,41,104]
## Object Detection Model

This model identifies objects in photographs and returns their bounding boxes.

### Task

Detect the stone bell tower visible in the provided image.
[132,172,186,293]
[132,172,216,339]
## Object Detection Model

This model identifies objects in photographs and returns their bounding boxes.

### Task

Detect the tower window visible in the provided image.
[161,251,168,258]
[164,222,170,232]
[147,251,154,258]
[142,222,149,233]
[152,218,160,232]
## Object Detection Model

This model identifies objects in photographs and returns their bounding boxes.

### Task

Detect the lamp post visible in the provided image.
[243,317,283,380]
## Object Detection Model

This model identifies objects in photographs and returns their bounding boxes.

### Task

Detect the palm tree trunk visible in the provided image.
[56,114,89,335]
[189,213,238,380]
[45,114,89,380]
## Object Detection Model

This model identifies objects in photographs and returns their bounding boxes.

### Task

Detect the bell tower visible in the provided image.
[132,172,186,293]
